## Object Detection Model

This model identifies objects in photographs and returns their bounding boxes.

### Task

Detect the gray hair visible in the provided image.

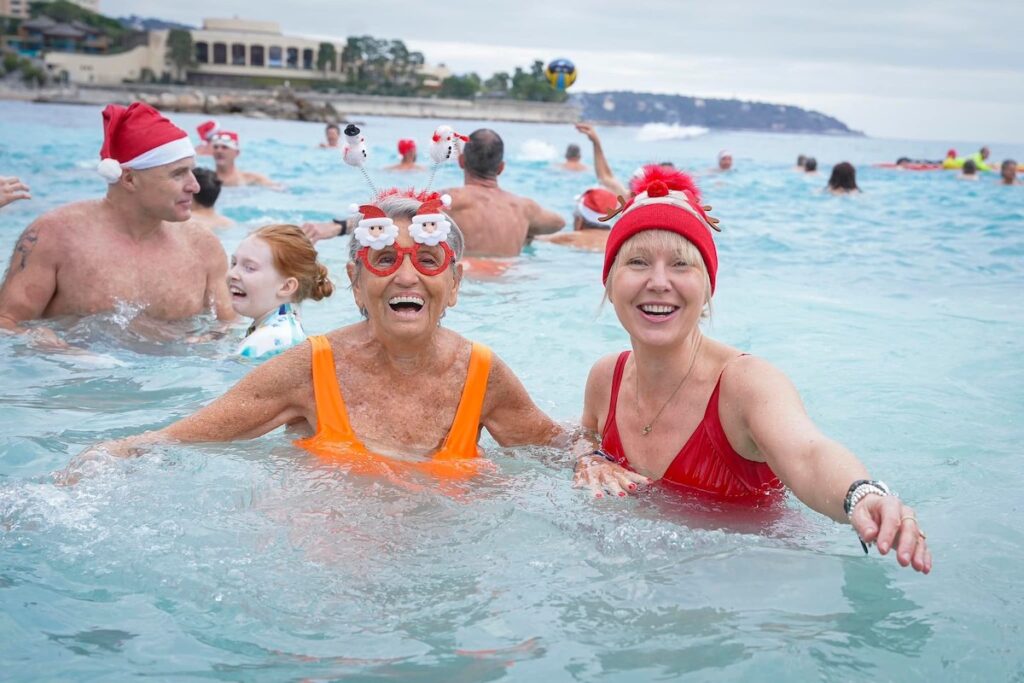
[347,194,465,265]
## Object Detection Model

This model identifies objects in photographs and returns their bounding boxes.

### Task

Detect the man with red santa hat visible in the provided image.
[0,102,235,345]
[209,130,278,188]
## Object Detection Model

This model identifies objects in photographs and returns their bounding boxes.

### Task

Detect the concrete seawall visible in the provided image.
[5,84,581,124]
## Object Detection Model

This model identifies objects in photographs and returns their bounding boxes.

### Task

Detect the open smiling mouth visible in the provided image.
[638,304,679,317]
[229,285,246,299]
[388,295,424,313]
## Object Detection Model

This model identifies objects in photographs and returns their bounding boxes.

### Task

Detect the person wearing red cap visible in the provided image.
[572,166,932,574]
[210,131,278,188]
[442,128,564,257]
[539,186,620,251]
[385,139,424,172]
[0,102,235,345]
[194,119,219,156]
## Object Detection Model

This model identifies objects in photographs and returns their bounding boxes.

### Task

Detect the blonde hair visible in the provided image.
[251,224,334,302]
[604,229,712,318]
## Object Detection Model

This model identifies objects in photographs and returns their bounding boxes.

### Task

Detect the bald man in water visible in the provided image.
[442,129,564,257]
[0,103,234,345]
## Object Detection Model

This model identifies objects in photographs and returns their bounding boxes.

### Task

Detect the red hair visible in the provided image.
[252,225,334,302]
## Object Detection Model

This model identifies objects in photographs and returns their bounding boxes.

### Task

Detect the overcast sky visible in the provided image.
[103,0,1024,143]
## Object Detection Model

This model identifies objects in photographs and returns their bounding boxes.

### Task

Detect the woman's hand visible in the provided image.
[851,494,932,574]
[572,455,651,498]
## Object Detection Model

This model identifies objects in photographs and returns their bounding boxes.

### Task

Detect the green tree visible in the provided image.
[483,71,510,95]
[165,28,194,82]
[316,42,336,76]
[439,73,481,100]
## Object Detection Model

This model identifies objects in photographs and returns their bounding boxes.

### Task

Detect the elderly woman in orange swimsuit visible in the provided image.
[65,192,562,480]
[573,167,932,574]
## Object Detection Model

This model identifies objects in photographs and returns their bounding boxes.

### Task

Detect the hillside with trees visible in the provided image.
[572,91,859,135]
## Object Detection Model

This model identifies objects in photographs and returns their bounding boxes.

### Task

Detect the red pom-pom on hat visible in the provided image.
[629,165,701,202]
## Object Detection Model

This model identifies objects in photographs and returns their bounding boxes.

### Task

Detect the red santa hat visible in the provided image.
[602,167,719,292]
[349,203,393,229]
[209,131,240,151]
[397,139,416,156]
[196,119,220,142]
[97,102,194,183]
[575,187,619,228]
[412,194,451,224]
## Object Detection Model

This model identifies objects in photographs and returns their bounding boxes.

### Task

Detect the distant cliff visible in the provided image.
[573,91,860,135]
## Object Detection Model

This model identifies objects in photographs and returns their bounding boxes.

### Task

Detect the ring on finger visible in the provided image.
[899,514,917,526]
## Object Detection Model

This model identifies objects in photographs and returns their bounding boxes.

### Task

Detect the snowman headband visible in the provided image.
[341,123,464,249]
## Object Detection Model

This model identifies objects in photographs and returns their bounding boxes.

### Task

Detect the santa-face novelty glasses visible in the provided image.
[357,242,455,278]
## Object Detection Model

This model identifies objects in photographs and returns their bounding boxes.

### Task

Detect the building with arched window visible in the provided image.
[188,18,341,85]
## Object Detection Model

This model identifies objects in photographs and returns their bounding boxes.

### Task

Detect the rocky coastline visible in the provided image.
[0,83,582,125]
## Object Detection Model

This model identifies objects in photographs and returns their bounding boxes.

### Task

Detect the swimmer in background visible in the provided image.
[443,128,565,257]
[826,162,861,194]
[538,187,619,252]
[575,122,629,197]
[794,154,807,171]
[803,157,818,174]
[319,123,339,148]
[384,139,424,172]
[210,131,280,188]
[713,150,733,172]
[959,159,980,181]
[968,146,993,172]
[999,159,1020,186]
[0,176,31,209]
[194,119,219,156]
[941,148,963,170]
[320,123,341,149]
[559,143,588,172]
[189,168,232,230]
[229,224,333,360]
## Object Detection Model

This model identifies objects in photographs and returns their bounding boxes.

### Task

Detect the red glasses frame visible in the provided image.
[357,242,454,277]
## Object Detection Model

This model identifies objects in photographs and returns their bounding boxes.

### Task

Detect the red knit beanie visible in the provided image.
[602,167,718,292]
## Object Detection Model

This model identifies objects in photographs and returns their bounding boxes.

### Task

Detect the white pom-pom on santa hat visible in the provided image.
[97,158,123,183]
[348,203,361,215]
[440,193,451,208]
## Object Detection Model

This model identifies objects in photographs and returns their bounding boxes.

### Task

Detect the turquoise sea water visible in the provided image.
[1,100,1022,681]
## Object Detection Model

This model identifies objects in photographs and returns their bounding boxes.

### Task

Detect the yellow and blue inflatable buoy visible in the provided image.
[545,58,577,91]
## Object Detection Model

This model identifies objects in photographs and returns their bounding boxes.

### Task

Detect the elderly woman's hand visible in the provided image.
[573,454,651,498]
[851,494,932,573]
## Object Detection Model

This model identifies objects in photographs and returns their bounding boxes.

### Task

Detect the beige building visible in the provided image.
[42,17,450,88]
[0,0,30,20]
[45,30,167,85]
[190,18,343,82]
[1,0,99,19]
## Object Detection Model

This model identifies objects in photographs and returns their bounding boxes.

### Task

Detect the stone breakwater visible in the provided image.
[13,84,581,124]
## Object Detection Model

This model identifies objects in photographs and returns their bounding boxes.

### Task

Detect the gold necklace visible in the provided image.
[634,335,703,436]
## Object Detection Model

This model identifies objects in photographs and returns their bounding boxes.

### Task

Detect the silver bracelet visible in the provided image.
[846,481,891,520]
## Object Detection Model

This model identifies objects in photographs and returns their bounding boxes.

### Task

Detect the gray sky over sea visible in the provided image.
[103,0,1024,144]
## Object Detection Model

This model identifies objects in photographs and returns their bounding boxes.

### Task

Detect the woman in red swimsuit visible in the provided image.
[574,167,931,574]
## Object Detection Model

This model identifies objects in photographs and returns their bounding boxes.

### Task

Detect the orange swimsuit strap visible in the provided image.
[296,335,492,467]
